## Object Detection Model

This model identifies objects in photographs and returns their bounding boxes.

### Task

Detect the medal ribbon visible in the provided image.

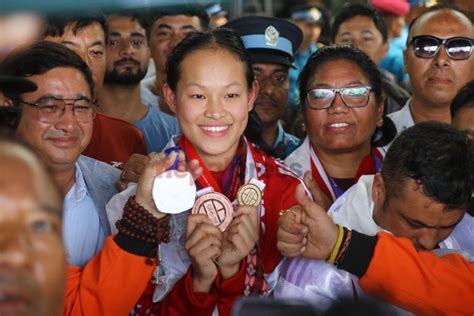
[310,145,384,201]
[179,136,268,297]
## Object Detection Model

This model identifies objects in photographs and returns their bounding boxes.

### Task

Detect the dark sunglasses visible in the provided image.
[408,35,474,60]
[0,106,22,133]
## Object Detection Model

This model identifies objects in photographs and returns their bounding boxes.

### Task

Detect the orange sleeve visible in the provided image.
[359,232,474,316]
[63,236,155,316]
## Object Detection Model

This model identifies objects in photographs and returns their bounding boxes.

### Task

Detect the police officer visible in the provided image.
[226,16,302,159]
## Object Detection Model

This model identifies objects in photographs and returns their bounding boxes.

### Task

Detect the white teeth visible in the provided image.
[201,126,228,133]
[329,122,349,128]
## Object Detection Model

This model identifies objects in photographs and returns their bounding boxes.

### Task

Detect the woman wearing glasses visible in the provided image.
[285,45,393,204]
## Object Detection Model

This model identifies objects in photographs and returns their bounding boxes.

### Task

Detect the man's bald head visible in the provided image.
[408,5,473,41]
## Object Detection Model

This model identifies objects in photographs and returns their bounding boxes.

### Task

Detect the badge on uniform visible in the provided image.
[265,25,279,47]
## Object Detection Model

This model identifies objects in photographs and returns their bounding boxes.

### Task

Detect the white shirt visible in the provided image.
[387,98,415,136]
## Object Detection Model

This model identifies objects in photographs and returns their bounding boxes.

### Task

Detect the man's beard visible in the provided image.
[104,59,148,85]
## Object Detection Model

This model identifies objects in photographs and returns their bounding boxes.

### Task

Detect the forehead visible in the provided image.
[410,10,473,38]
[107,16,145,34]
[22,67,90,97]
[312,59,368,84]
[58,21,105,43]
[153,15,203,30]
[338,15,381,35]
[252,63,289,73]
[0,154,61,216]
[387,179,465,226]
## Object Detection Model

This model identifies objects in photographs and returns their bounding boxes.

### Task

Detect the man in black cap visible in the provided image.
[226,16,302,159]
[0,75,37,133]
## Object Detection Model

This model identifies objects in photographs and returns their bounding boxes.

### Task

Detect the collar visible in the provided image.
[273,121,286,147]
[65,163,88,204]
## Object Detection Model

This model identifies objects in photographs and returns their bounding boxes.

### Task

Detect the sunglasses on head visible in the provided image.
[408,35,474,60]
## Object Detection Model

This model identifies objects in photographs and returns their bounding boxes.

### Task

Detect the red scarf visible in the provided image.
[310,145,384,201]
[179,135,268,297]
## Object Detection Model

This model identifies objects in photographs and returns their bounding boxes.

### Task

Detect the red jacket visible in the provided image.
[159,149,301,315]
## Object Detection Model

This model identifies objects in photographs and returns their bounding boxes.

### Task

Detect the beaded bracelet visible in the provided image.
[334,229,352,265]
[116,196,171,245]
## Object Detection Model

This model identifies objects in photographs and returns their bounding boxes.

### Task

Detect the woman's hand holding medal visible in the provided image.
[217,205,259,280]
[135,151,202,219]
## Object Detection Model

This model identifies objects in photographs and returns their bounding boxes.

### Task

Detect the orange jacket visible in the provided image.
[339,231,474,316]
[63,236,156,316]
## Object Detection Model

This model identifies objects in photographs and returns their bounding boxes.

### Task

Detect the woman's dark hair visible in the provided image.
[165,28,266,146]
[166,27,254,91]
[0,41,94,98]
[298,45,384,107]
[382,121,474,210]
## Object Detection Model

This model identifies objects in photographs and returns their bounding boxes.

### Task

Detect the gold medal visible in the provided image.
[192,192,233,231]
[237,183,262,207]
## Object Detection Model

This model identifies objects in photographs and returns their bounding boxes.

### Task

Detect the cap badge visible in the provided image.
[265,25,279,47]
[310,7,322,21]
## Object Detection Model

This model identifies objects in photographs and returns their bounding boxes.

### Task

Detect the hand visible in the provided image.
[135,151,180,218]
[303,171,332,211]
[277,205,308,257]
[116,154,150,191]
[295,184,339,261]
[186,214,222,293]
[218,205,259,280]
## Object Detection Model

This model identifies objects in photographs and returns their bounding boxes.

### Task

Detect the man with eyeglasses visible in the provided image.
[43,13,148,167]
[388,5,474,136]
[0,41,121,268]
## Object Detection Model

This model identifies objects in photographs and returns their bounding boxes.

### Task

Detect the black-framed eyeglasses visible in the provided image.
[408,35,474,60]
[306,86,372,110]
[19,96,97,123]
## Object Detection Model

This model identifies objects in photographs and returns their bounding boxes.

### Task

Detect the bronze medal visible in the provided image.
[237,183,262,207]
[192,192,233,231]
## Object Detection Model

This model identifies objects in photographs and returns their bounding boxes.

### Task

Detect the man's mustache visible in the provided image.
[114,58,140,67]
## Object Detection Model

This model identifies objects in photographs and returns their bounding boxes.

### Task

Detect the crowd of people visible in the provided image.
[0,1,473,315]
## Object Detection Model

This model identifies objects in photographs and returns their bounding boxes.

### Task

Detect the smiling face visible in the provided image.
[303,59,383,155]
[404,10,474,109]
[15,67,93,172]
[373,175,465,250]
[252,63,289,127]
[334,15,389,65]
[164,47,257,170]
[0,145,64,316]
[45,22,106,96]
[104,15,150,85]
[149,15,203,77]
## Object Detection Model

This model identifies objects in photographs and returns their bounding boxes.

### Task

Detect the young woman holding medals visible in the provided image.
[107,28,304,315]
